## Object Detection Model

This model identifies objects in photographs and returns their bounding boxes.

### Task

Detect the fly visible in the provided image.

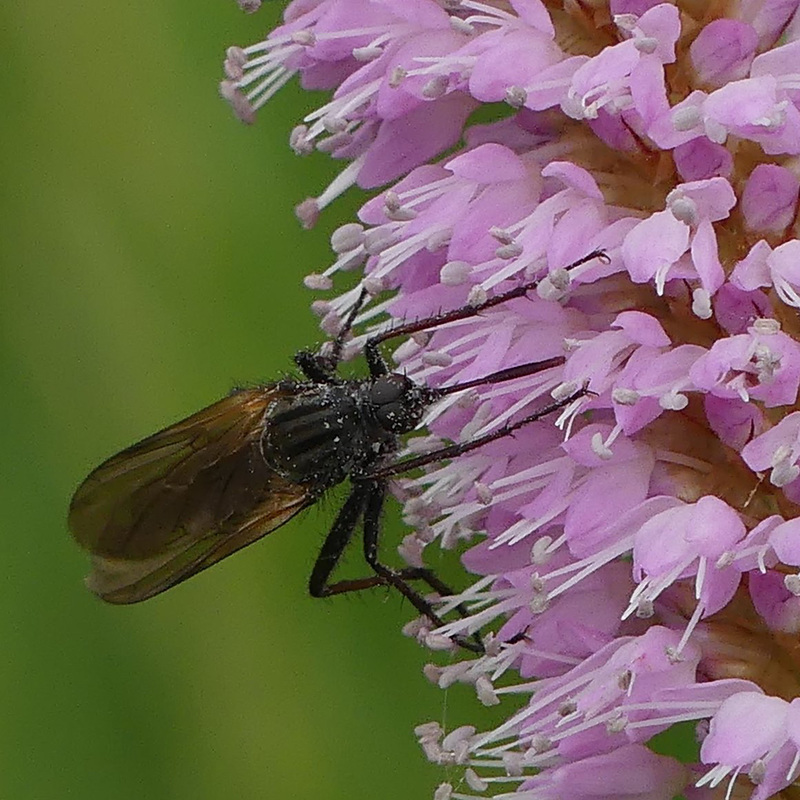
[68,250,605,651]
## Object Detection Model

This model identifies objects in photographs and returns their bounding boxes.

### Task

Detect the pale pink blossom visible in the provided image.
[223,0,800,797]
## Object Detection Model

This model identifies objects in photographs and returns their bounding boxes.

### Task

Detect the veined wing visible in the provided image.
[68,387,313,603]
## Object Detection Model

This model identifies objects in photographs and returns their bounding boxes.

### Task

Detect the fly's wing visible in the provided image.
[68,387,313,603]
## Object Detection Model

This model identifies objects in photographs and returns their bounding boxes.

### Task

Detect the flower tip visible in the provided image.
[464,768,488,792]
[433,783,452,800]
[505,86,528,109]
[330,223,365,254]
[692,288,712,319]
[289,125,314,156]
[303,273,333,291]
[219,80,255,124]
[475,675,500,707]
[295,198,320,229]
[236,0,261,12]
[223,46,247,81]
[785,574,800,596]
[537,268,571,301]
[310,300,331,319]
[362,276,384,295]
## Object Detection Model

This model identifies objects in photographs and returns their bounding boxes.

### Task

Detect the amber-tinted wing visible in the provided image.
[68,387,313,603]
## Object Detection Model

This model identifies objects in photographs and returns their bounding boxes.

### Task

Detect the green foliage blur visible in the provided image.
[2,2,481,797]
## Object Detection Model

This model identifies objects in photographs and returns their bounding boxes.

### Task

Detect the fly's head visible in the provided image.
[368,373,438,435]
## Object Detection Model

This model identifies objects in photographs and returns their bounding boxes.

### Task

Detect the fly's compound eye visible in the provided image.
[370,374,424,434]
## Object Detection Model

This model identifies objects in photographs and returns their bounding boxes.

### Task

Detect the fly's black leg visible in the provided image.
[307,480,448,602]
[360,480,484,653]
[366,385,589,481]
[309,481,483,653]
[294,350,341,383]
[327,287,370,367]
[296,287,372,382]
[348,388,587,651]
[435,356,567,397]
[363,249,608,373]
[309,482,375,598]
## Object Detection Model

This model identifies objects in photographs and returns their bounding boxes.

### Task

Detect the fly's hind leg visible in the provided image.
[308,480,484,653]
[359,480,484,653]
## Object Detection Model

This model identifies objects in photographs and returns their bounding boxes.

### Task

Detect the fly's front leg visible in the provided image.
[296,287,373,383]
[362,250,607,378]
[367,385,589,481]
[368,250,608,350]
[294,350,340,383]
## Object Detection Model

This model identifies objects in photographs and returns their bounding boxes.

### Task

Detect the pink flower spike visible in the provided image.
[227,1,800,795]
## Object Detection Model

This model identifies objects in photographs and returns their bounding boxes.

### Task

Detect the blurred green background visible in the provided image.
[2,2,481,798]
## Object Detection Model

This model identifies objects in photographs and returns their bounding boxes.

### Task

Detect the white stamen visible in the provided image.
[433,783,452,800]
[464,768,488,792]
[476,675,500,706]
[672,106,702,131]
[785,574,800,596]
[692,288,712,319]
[591,432,614,459]
[352,46,382,61]
[303,273,333,290]
[440,260,472,285]
[612,387,640,405]
[752,317,781,334]
[635,36,658,53]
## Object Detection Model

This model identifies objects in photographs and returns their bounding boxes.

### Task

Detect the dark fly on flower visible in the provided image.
[68,251,606,652]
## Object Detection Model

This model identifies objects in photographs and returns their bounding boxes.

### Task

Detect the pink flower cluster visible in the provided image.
[223,1,800,798]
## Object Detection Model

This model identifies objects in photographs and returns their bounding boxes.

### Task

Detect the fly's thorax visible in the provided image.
[261,374,432,488]
[262,381,391,488]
